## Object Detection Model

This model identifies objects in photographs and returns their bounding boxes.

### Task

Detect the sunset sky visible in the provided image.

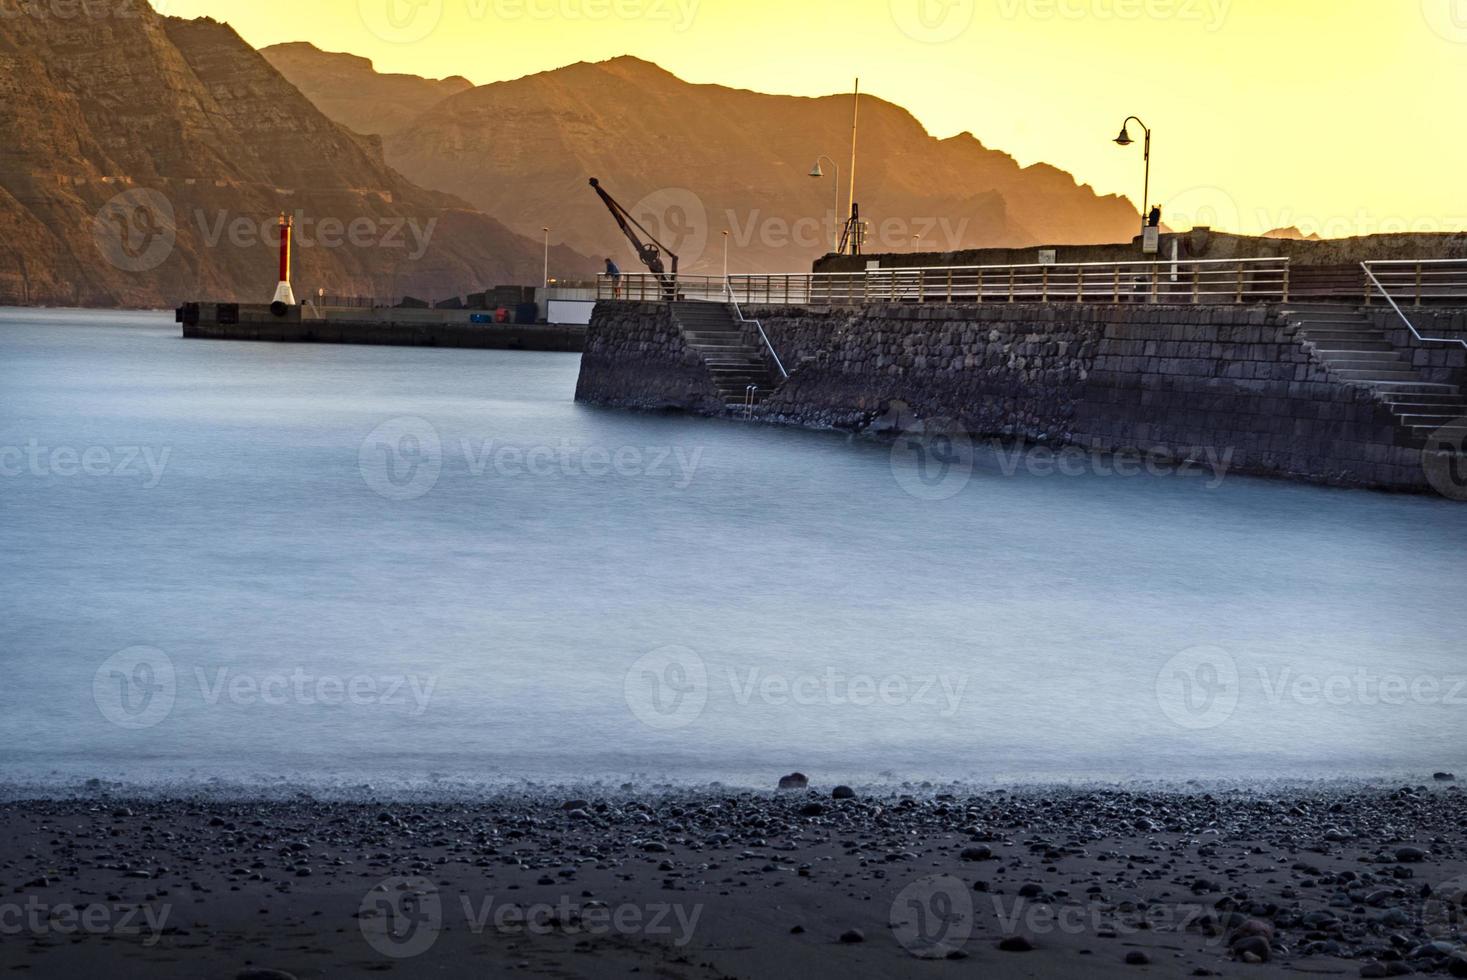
[152,0,1466,238]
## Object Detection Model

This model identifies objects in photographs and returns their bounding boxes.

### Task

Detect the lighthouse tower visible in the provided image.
[271,212,297,308]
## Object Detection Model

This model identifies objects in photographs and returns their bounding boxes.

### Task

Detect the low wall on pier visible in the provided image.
[579,301,1467,493]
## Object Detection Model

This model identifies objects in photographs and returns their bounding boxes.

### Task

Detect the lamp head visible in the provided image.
[808,162,825,178]
[1113,125,1134,147]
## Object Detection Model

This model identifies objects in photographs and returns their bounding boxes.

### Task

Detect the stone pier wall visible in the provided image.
[573,302,723,413]
[580,301,1466,492]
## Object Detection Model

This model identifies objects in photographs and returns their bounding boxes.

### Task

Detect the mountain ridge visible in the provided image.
[268,49,1143,274]
[0,4,591,309]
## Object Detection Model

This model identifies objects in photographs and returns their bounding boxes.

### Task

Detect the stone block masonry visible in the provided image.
[578,302,1467,493]
[574,302,725,414]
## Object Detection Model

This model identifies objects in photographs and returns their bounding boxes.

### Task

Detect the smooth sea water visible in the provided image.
[2,308,1465,795]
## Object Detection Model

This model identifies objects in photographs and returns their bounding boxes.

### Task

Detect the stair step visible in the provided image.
[1378,393,1467,405]
[1358,380,1460,393]
[1325,358,1410,371]
[1303,331,1392,343]
[1408,425,1467,439]
[1306,342,1397,353]
[1332,369,1426,382]
[1308,325,1384,337]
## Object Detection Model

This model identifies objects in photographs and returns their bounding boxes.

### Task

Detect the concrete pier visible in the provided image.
[178,302,585,352]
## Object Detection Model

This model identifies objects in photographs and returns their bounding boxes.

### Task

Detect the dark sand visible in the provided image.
[2,782,1465,978]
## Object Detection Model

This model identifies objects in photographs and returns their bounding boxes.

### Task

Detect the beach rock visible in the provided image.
[1434,772,1456,782]
[1448,952,1467,978]
[798,802,825,817]
[839,929,864,944]
[778,773,809,791]
[1395,846,1428,863]
[998,936,1035,952]
[961,846,993,861]
[1231,935,1271,962]
[1360,963,1388,979]
[832,785,855,799]
[1126,951,1151,965]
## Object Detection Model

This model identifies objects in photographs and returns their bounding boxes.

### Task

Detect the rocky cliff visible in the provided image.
[268,51,1143,275]
[0,2,592,309]
[260,42,472,137]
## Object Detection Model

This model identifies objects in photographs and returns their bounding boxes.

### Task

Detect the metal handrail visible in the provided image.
[724,278,789,379]
[1360,262,1467,350]
[596,258,1290,307]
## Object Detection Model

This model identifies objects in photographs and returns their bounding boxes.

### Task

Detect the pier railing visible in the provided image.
[1361,261,1467,350]
[597,257,1292,306]
[1362,259,1467,307]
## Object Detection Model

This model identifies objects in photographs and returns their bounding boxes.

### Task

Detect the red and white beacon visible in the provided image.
[271,212,297,313]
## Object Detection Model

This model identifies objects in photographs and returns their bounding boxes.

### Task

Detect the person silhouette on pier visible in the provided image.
[605,257,622,299]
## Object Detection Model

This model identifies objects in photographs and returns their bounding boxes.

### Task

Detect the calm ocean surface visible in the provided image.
[2,307,1465,795]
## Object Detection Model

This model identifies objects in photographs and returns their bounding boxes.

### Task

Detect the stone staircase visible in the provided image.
[1283,303,1467,445]
[670,302,782,413]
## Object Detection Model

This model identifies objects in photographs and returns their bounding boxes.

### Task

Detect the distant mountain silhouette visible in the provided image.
[1263,226,1324,242]
[269,52,1144,275]
[0,4,591,309]
[261,42,472,137]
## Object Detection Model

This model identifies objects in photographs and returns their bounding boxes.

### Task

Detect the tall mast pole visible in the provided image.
[846,78,860,237]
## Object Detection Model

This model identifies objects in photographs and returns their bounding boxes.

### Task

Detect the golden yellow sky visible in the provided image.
[153,0,1466,238]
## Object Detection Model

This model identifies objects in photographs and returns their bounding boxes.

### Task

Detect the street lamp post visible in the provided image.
[1113,117,1152,234]
[722,230,730,281]
[808,155,841,253]
[541,227,550,288]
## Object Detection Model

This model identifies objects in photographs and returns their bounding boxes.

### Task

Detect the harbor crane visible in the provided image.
[588,177,680,299]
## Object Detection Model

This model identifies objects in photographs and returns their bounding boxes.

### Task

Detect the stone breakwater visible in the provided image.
[579,302,1467,493]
